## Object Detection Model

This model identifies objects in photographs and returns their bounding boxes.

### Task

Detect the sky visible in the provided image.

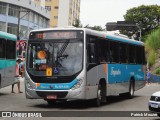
[80,0,160,28]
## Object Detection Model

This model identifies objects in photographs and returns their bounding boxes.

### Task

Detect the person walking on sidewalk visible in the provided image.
[147,68,151,85]
[11,59,23,93]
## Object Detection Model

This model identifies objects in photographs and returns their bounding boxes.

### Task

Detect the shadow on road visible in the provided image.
[29,95,141,109]
[0,92,10,96]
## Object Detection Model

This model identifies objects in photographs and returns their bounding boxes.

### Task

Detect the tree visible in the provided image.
[145,27,160,67]
[91,25,104,31]
[72,19,83,28]
[84,24,104,31]
[123,5,160,41]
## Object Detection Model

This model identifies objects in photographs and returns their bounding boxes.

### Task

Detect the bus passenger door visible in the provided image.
[86,43,98,99]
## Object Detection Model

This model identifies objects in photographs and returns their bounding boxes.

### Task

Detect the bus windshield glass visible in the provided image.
[27,39,83,76]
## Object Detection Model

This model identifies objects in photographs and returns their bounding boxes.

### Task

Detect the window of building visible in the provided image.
[45,6,51,11]
[29,11,35,23]
[20,25,28,39]
[0,21,6,32]
[54,16,58,19]
[54,6,59,9]
[0,2,7,15]
[7,23,18,35]
[21,8,29,20]
[8,5,19,17]
[45,0,52,2]
[39,16,43,27]
[35,14,39,24]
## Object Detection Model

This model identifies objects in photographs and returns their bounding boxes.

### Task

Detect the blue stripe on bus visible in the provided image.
[36,79,78,90]
[108,64,144,84]
[106,35,143,46]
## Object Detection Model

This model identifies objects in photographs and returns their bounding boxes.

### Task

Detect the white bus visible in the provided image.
[25,28,146,106]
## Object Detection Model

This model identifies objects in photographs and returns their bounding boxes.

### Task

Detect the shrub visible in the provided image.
[153,67,160,75]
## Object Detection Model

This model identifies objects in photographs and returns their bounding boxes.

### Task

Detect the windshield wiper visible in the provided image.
[57,39,70,57]
[54,40,70,67]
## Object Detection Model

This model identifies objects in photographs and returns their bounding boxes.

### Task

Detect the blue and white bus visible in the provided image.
[25,28,146,106]
[0,31,17,88]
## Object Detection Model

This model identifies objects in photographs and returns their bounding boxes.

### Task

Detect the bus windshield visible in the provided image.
[27,39,83,76]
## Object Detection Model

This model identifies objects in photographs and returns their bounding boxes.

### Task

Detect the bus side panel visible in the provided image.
[0,60,16,88]
[107,64,145,95]
[86,65,98,99]
[0,60,5,88]
[86,64,108,99]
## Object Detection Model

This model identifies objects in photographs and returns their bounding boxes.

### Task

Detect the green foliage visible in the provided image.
[84,25,104,31]
[91,26,104,31]
[123,5,160,41]
[72,19,83,28]
[148,49,156,67]
[145,27,160,68]
[146,27,160,50]
[153,67,160,75]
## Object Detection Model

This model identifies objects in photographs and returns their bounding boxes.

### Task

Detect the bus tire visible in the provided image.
[126,80,135,99]
[95,83,106,107]
[47,100,56,106]
[95,85,102,107]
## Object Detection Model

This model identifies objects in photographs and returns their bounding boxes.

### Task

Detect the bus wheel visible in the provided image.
[96,85,102,106]
[47,100,56,106]
[126,80,134,99]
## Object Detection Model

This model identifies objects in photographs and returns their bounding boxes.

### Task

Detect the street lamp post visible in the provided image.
[136,23,141,41]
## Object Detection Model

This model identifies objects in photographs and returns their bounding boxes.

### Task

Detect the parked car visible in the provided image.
[149,91,160,117]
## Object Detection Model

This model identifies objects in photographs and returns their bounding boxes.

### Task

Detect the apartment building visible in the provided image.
[34,0,80,27]
[0,0,50,39]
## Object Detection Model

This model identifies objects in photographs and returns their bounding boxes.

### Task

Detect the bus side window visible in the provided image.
[87,43,96,63]
[0,38,6,58]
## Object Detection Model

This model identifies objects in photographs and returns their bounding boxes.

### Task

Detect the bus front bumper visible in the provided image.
[25,85,86,100]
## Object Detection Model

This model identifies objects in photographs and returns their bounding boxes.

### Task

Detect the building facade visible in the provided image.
[34,0,80,27]
[0,0,50,39]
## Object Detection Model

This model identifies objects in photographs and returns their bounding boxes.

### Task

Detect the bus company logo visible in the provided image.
[2,112,11,117]
[111,67,121,76]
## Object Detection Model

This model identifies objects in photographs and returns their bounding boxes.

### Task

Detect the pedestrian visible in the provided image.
[11,59,23,93]
[147,68,151,85]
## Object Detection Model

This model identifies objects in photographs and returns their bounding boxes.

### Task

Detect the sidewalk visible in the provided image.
[145,82,160,86]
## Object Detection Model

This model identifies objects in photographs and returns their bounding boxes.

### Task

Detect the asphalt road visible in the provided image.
[0,79,160,120]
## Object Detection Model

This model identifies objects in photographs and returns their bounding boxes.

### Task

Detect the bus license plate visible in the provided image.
[151,103,159,108]
[47,95,57,99]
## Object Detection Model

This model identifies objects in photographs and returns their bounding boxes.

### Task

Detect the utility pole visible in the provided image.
[17,10,30,40]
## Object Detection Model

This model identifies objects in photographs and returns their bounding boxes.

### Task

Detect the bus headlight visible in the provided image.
[71,78,83,90]
[26,79,34,89]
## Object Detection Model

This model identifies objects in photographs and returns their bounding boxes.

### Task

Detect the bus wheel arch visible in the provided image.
[95,78,107,106]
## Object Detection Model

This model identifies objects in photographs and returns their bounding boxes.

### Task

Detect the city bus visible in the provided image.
[0,31,17,88]
[25,28,146,106]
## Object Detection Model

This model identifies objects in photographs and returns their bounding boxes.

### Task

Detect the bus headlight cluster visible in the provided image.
[71,78,83,90]
[26,79,34,89]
